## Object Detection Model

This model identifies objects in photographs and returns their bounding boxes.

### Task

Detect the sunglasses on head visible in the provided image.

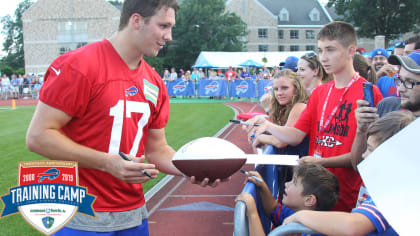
[394,41,406,47]
[303,52,317,59]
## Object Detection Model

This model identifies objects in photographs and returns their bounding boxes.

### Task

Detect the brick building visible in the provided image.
[22,0,120,74]
[225,0,333,52]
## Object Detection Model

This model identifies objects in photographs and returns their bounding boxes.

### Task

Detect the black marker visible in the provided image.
[240,169,263,182]
[118,152,153,178]
[229,119,259,127]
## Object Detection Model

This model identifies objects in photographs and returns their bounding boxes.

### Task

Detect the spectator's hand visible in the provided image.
[376,64,396,78]
[298,156,320,165]
[108,154,159,184]
[243,116,271,143]
[235,193,258,216]
[251,134,271,152]
[355,100,378,133]
[189,176,230,188]
[283,212,301,225]
[243,171,266,189]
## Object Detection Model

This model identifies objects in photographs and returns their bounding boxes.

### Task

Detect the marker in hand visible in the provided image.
[230,119,259,127]
[240,169,263,182]
[118,152,154,179]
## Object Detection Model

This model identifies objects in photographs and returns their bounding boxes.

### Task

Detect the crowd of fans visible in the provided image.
[236,25,420,236]
[0,73,43,100]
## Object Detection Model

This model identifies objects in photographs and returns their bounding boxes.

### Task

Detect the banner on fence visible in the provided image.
[197,79,227,97]
[229,79,255,98]
[257,79,271,98]
[166,79,195,96]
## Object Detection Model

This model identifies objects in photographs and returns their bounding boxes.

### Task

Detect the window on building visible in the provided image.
[59,47,71,55]
[290,45,299,51]
[306,30,315,39]
[77,42,87,48]
[278,30,284,39]
[259,45,268,52]
[278,45,284,51]
[290,30,299,39]
[309,8,320,21]
[258,28,268,38]
[57,21,88,53]
[279,8,289,21]
[306,45,315,51]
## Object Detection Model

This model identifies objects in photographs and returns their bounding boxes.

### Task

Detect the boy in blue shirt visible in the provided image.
[235,163,339,236]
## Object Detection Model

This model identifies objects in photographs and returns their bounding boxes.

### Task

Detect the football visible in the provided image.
[172,137,246,182]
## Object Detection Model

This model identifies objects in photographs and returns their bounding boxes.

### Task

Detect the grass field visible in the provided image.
[0,103,234,235]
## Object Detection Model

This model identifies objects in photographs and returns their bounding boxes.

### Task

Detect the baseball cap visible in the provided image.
[279,56,299,72]
[371,48,389,58]
[388,50,420,74]
[357,47,367,53]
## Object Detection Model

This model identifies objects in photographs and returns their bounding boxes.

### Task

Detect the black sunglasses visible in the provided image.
[395,77,420,89]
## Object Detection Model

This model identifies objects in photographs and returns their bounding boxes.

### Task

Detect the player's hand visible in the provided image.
[355,100,378,133]
[189,176,230,188]
[108,154,159,184]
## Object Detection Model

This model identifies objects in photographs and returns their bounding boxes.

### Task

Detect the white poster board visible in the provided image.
[358,118,420,235]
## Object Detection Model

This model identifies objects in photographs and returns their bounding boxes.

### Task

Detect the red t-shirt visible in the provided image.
[40,39,170,212]
[295,77,383,212]
[225,70,236,80]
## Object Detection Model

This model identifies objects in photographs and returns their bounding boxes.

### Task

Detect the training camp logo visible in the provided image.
[1,161,96,235]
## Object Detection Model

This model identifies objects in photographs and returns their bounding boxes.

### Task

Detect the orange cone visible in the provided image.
[12,99,16,110]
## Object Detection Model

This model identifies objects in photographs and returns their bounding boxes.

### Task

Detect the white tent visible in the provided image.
[193,51,312,68]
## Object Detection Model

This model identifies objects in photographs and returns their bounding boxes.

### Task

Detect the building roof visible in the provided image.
[257,0,332,25]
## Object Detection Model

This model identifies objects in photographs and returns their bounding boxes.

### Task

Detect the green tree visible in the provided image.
[1,0,34,74]
[163,0,247,70]
[327,0,420,41]
[107,0,122,8]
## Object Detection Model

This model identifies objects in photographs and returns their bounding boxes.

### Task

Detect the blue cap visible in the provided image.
[279,56,299,72]
[371,48,389,59]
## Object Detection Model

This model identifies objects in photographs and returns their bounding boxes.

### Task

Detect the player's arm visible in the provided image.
[145,128,226,187]
[26,101,157,183]
[144,128,182,176]
[283,210,376,236]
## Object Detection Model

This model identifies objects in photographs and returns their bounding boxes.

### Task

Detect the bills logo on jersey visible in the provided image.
[1,161,96,235]
[125,86,138,97]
